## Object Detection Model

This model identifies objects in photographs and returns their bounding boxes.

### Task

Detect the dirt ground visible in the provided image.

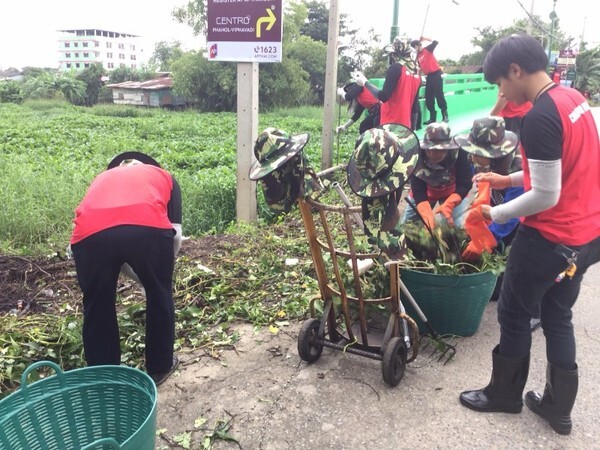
[0,235,241,315]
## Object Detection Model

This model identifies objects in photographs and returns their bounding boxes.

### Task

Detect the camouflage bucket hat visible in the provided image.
[453,116,519,159]
[107,151,161,170]
[249,128,309,181]
[421,122,460,151]
[347,123,419,198]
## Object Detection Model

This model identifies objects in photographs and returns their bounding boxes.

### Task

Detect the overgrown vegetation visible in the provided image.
[0,100,356,398]
[0,101,354,253]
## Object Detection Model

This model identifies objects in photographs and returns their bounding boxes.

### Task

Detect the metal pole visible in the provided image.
[547,0,557,62]
[390,0,400,42]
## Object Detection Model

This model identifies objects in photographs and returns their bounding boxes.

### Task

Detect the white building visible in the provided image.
[57,29,146,72]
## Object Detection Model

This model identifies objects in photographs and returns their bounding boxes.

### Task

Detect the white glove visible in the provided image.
[337,87,346,99]
[335,119,354,134]
[353,71,367,87]
[172,223,182,257]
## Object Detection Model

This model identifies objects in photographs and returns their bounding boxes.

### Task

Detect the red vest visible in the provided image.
[379,66,421,128]
[357,88,379,109]
[522,86,600,245]
[71,165,174,244]
[417,49,440,75]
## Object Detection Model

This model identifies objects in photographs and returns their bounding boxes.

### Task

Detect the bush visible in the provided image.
[0,81,24,104]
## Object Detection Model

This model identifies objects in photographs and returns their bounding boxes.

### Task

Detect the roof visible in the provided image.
[106,77,174,90]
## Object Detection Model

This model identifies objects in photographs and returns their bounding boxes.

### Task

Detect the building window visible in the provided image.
[130,54,136,60]
[108,62,114,69]
[95,42,99,47]
[66,63,72,68]
[119,53,125,59]
[66,53,71,58]
[118,43,125,49]
[83,42,88,47]
[130,44,136,51]
[65,42,70,48]
[107,52,113,58]
[95,52,100,57]
[74,42,79,48]
[75,52,79,58]
[131,64,137,69]
[106,42,112,48]
[83,52,89,58]
[84,63,90,68]
[120,63,126,68]
[76,63,81,68]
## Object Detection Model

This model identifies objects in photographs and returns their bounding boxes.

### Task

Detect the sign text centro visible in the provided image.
[207,0,283,63]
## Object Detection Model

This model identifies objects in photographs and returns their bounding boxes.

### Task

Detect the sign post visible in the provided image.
[207,0,283,222]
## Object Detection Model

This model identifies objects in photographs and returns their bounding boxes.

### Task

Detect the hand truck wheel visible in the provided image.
[298,318,324,363]
[382,336,407,386]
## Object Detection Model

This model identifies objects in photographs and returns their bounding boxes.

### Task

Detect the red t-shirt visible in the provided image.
[71,164,174,244]
[501,101,532,118]
[379,65,421,128]
[521,86,600,245]
[417,48,441,75]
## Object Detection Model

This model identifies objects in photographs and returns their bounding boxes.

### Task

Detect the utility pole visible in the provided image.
[390,0,400,42]
[527,0,535,34]
[547,0,557,63]
[321,0,340,170]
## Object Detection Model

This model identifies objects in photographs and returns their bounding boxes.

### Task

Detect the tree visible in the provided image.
[170,51,237,111]
[55,74,86,105]
[149,41,184,72]
[259,59,313,109]
[172,0,207,37]
[75,64,105,106]
[300,1,329,43]
[287,35,327,103]
[575,47,600,94]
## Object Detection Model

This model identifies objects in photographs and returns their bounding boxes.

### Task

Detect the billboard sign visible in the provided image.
[207,0,283,63]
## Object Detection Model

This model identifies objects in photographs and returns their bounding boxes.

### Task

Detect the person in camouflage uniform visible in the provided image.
[454,116,543,331]
[347,124,420,259]
[402,122,472,229]
[249,128,324,214]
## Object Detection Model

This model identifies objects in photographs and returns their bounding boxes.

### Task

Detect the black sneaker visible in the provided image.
[150,355,180,386]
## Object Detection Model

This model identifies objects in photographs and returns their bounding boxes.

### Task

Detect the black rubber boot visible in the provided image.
[441,109,449,122]
[459,345,529,413]
[424,111,437,125]
[525,363,578,435]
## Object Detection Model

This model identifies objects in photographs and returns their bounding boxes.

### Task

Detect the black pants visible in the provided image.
[498,225,600,369]
[72,225,175,375]
[359,105,380,134]
[425,70,447,117]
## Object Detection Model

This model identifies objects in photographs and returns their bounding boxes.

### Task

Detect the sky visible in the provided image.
[1,0,598,71]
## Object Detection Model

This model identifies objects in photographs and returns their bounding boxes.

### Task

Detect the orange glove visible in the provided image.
[462,205,497,262]
[433,193,462,226]
[472,181,491,209]
[416,201,435,230]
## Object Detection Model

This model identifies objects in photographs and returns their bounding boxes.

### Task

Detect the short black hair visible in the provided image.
[483,34,549,84]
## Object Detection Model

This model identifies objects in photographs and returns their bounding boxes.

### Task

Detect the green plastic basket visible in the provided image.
[0,361,157,450]
[400,269,498,337]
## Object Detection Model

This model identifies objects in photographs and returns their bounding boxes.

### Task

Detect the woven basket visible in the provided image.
[0,361,157,450]
[400,269,497,337]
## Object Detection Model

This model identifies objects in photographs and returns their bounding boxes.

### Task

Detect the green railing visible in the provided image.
[370,73,498,136]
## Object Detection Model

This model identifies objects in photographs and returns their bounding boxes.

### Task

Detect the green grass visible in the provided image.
[0,101,358,253]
